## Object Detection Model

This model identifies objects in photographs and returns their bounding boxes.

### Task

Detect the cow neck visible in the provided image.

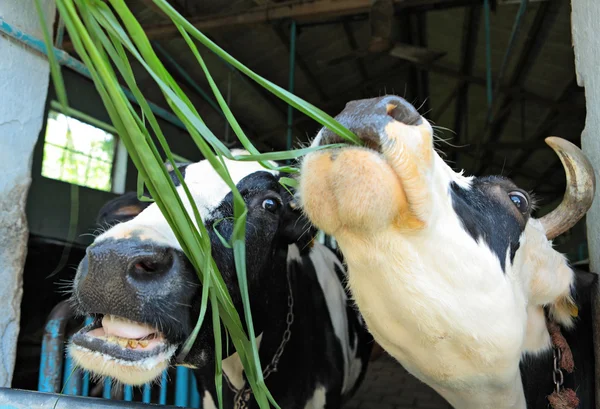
[224,268,294,409]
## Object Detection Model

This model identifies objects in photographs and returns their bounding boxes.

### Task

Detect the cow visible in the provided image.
[297,95,596,409]
[67,154,373,409]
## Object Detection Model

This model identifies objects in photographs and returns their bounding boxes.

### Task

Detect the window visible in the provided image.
[41,110,127,193]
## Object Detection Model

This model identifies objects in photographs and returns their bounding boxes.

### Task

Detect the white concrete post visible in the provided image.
[0,0,56,387]
[571,1,600,406]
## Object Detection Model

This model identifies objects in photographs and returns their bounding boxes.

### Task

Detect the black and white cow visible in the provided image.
[68,155,373,408]
[298,95,596,409]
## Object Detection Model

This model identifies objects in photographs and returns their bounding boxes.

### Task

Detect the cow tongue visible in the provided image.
[102,315,157,339]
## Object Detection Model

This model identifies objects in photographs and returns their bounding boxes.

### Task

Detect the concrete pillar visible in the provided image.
[571,1,600,406]
[0,0,56,387]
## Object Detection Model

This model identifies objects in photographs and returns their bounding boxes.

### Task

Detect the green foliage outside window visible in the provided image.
[41,110,116,191]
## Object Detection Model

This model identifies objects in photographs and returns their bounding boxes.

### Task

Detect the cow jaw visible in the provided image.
[70,314,177,385]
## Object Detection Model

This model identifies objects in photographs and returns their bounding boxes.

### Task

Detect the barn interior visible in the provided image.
[10,1,589,408]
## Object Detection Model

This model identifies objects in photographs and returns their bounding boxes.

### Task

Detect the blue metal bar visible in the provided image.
[103,379,112,399]
[81,316,94,397]
[189,372,200,408]
[123,385,133,401]
[61,353,81,395]
[159,371,168,405]
[174,366,189,407]
[143,383,152,403]
[0,16,187,132]
[38,301,73,393]
[286,20,297,152]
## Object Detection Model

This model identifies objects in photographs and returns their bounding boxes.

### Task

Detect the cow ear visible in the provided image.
[96,192,151,226]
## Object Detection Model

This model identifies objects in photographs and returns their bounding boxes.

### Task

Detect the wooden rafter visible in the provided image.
[60,0,481,48]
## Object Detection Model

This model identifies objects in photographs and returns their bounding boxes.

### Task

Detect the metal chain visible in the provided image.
[226,271,295,409]
[552,347,564,394]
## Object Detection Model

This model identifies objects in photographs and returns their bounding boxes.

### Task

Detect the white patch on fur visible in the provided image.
[95,150,278,248]
[222,333,263,391]
[202,390,218,409]
[69,343,177,386]
[303,385,327,409]
[308,242,362,394]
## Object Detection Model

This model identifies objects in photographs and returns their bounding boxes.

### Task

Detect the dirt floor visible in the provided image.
[343,354,452,409]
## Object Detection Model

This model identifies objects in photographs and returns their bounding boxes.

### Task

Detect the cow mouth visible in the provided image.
[70,314,178,385]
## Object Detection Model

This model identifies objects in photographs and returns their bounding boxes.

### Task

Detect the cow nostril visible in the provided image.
[383,97,422,126]
[133,261,158,274]
[127,251,175,281]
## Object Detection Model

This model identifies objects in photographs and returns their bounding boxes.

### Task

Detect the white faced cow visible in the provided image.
[68,155,373,409]
[298,95,595,409]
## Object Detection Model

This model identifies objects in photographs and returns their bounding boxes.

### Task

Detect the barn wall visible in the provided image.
[26,68,204,246]
[0,0,56,387]
[570,1,600,406]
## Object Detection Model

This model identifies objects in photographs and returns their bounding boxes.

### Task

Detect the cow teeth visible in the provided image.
[118,338,128,348]
[107,336,118,344]
[139,340,149,348]
[128,339,139,349]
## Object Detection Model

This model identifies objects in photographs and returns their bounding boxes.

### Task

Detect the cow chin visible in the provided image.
[299,111,435,235]
[69,315,178,385]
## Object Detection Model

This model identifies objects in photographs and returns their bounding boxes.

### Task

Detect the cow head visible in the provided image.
[297,95,595,405]
[69,152,314,385]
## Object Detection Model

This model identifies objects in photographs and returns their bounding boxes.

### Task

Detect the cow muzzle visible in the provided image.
[299,95,433,234]
[69,240,192,385]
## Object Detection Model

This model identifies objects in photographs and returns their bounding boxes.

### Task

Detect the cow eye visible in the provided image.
[262,198,280,213]
[508,191,529,213]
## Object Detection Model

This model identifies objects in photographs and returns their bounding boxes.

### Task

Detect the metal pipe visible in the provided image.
[142,383,151,403]
[61,353,82,396]
[485,0,529,123]
[81,316,94,397]
[103,379,112,399]
[174,366,189,407]
[38,301,74,393]
[123,385,133,401]
[0,387,183,408]
[286,20,297,152]
[189,372,200,408]
[159,371,168,405]
[0,16,188,132]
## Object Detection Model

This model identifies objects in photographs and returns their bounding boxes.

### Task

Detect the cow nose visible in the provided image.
[318,95,423,147]
[82,240,179,291]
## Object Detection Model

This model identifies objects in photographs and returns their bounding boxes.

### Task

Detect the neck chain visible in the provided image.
[225,271,294,409]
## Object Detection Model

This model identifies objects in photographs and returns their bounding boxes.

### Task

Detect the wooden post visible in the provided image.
[571,2,600,407]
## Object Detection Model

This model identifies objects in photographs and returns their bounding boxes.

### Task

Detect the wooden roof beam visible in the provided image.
[119,0,481,40]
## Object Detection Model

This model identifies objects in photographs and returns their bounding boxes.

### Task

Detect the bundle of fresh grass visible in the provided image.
[34,1,362,407]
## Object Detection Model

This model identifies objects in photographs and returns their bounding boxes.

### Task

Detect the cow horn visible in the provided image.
[538,137,596,240]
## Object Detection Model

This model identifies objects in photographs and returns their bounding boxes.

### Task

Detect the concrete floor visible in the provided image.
[343,354,452,409]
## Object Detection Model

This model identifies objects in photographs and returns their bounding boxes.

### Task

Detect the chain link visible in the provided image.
[227,271,295,409]
[552,347,564,394]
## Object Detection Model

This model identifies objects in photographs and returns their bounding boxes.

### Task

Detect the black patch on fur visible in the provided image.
[450,176,530,272]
